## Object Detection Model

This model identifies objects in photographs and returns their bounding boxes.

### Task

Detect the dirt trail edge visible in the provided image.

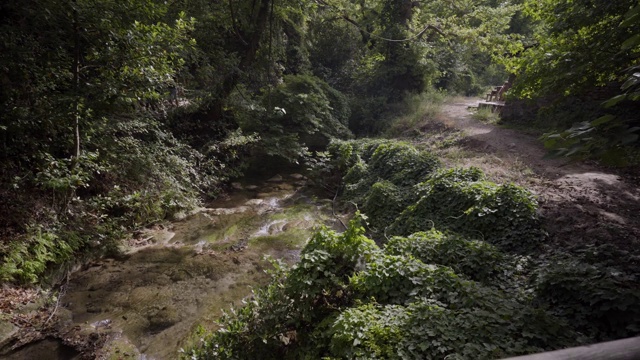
[436,99,640,250]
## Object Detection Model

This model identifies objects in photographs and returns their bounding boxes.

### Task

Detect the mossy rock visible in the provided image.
[148,305,180,332]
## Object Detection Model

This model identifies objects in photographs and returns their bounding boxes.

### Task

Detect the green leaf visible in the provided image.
[621,75,639,91]
[602,95,627,108]
[590,114,615,126]
[621,34,640,50]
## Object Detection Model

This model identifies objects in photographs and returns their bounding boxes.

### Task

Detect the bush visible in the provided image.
[389,167,543,252]
[385,91,448,137]
[533,257,640,341]
[362,181,411,233]
[350,253,471,306]
[185,218,577,360]
[328,139,441,206]
[0,228,73,283]
[368,142,441,188]
[241,75,353,162]
[385,230,508,283]
[331,299,575,360]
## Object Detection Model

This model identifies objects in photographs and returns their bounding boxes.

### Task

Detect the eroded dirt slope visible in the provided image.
[428,99,640,251]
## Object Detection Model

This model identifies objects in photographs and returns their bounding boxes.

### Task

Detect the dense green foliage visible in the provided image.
[0,0,534,283]
[325,139,440,237]
[326,140,541,251]
[503,0,640,163]
[185,218,577,360]
[385,230,507,283]
[3,0,638,357]
[187,139,640,358]
[0,0,210,282]
[389,169,542,252]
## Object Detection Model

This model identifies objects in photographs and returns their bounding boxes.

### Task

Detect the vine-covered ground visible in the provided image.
[185,99,640,359]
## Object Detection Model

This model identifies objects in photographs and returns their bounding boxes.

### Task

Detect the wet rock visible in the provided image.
[3,338,79,360]
[277,183,295,191]
[289,173,305,180]
[91,319,112,330]
[206,207,250,215]
[148,305,180,332]
[267,174,283,182]
[245,185,259,190]
[585,228,613,242]
[100,334,141,360]
[172,211,187,221]
[169,270,190,282]
[0,321,18,350]
[245,199,264,206]
[256,193,274,199]
[86,303,103,313]
[318,199,333,207]
[294,181,307,187]
[282,221,299,232]
[231,182,243,190]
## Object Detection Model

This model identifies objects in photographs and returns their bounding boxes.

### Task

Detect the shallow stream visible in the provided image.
[6,174,337,359]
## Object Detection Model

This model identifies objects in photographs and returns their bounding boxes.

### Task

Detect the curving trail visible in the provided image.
[432,99,640,250]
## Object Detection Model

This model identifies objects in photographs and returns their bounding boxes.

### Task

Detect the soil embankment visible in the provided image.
[435,99,640,250]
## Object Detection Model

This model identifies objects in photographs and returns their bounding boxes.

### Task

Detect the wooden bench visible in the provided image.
[486,86,502,102]
[478,101,505,113]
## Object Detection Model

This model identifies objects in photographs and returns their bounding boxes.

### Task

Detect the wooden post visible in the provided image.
[502,336,640,360]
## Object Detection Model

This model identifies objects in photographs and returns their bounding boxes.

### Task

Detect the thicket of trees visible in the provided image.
[1,0,638,358]
[185,140,640,359]
[0,0,522,283]
[502,0,640,163]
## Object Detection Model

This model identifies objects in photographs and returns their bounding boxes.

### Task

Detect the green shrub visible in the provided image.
[385,90,448,137]
[328,139,441,208]
[0,228,73,283]
[185,216,578,360]
[385,230,507,283]
[533,258,640,341]
[471,107,501,124]
[350,253,470,306]
[368,143,440,188]
[327,139,394,169]
[362,181,411,233]
[185,216,378,359]
[331,299,576,360]
[389,168,542,252]
[241,75,353,161]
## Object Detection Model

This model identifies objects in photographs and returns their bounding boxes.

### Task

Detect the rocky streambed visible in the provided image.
[2,174,339,359]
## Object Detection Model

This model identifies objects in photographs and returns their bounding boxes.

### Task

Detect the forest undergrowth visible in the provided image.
[184,104,640,358]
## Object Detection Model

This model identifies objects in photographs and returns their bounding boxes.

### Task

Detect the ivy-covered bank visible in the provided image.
[185,140,640,359]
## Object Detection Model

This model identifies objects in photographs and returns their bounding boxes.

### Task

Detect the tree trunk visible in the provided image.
[72,1,81,161]
[220,0,272,100]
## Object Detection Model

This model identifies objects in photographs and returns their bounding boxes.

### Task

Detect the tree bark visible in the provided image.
[220,0,272,100]
[72,1,81,161]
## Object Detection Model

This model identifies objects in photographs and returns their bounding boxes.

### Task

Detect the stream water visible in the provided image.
[6,174,337,359]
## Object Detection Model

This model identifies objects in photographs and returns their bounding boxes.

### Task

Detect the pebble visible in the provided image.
[267,174,283,182]
[231,182,243,190]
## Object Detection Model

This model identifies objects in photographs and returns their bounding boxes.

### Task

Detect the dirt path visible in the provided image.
[432,99,640,250]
